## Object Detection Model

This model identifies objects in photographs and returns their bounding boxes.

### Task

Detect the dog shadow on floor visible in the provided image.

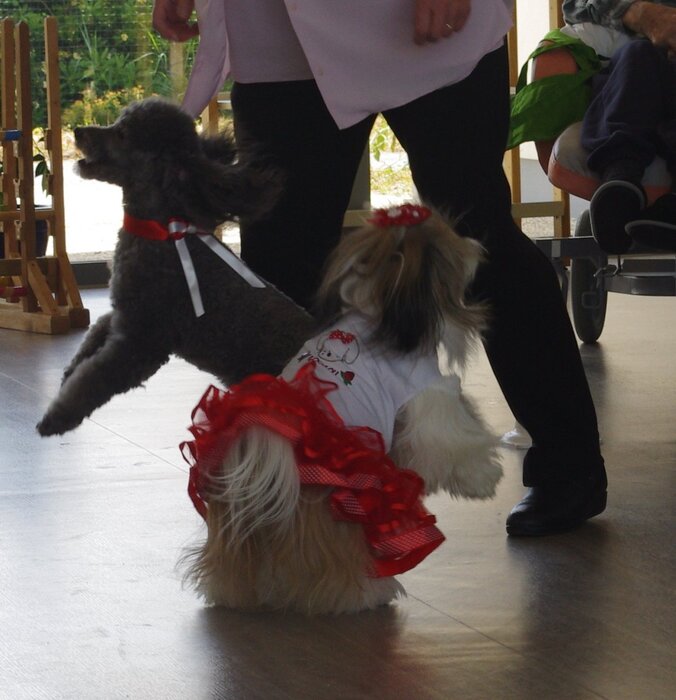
[193,603,437,697]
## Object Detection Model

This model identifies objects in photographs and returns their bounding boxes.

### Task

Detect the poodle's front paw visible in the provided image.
[36,406,84,436]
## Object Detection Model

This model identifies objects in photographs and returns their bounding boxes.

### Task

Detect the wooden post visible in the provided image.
[169,42,186,99]
[549,0,570,237]
[14,21,38,313]
[504,2,522,228]
[200,99,220,136]
[550,0,564,27]
[44,16,89,326]
[1,20,19,259]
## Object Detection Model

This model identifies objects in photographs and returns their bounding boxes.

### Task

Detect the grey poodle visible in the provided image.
[37,97,315,436]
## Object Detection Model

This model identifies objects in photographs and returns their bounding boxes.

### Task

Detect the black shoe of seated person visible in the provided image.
[625,192,676,252]
[589,179,646,254]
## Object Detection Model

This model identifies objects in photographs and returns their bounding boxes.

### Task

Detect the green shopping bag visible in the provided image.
[507,29,603,150]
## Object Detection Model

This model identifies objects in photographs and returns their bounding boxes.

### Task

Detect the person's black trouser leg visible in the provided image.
[231,80,375,310]
[384,44,605,487]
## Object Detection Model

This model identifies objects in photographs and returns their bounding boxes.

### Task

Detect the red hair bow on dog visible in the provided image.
[367,203,432,227]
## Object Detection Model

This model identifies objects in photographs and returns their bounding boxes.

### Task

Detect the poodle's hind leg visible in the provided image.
[37,332,170,436]
[61,311,113,383]
[390,377,503,499]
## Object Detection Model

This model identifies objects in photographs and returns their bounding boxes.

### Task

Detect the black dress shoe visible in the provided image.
[625,192,676,252]
[506,480,607,537]
[589,179,646,254]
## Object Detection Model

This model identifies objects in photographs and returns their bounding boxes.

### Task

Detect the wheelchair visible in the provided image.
[529,40,675,344]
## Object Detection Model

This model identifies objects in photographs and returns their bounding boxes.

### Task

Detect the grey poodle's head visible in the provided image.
[74,97,281,230]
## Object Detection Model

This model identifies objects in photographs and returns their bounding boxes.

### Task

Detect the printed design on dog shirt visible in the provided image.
[281,313,442,451]
[314,329,359,386]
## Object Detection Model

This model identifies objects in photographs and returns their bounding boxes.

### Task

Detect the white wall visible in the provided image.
[515,2,557,160]
[516,3,553,66]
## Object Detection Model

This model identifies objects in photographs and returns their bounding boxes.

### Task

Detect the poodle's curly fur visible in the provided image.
[37,97,315,436]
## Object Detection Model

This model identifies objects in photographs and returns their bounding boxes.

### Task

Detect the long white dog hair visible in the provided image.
[183,205,502,615]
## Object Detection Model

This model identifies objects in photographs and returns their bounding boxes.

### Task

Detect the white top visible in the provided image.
[224,0,313,82]
[183,0,514,128]
[560,22,632,58]
[281,313,445,451]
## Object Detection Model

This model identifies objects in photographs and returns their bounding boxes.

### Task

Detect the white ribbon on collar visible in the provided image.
[168,220,265,317]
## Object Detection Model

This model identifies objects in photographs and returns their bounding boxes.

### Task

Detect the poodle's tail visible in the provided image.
[194,131,285,224]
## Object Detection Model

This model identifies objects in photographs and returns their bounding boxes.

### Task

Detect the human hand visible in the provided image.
[622,1,676,55]
[413,0,471,45]
[152,0,199,42]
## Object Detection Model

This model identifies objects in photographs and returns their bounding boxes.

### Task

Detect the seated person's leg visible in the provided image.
[625,66,676,251]
[583,40,672,252]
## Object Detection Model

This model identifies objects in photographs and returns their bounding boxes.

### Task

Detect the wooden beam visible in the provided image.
[14,21,38,313]
[1,19,19,258]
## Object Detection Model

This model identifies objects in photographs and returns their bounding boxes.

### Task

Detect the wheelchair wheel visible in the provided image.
[570,210,608,343]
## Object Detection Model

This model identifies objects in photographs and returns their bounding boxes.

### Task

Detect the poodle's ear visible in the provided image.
[171,153,284,228]
[161,129,285,227]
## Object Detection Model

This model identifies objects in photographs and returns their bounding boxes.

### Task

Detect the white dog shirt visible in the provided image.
[281,313,443,451]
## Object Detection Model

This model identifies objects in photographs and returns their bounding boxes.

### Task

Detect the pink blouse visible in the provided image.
[183,1,513,129]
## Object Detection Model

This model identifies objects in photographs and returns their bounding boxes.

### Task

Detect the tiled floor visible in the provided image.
[1,287,674,700]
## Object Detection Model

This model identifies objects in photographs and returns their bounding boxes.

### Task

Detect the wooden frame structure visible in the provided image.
[0,17,89,334]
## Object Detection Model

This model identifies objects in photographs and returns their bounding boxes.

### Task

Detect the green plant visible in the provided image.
[62,86,145,128]
[0,130,51,209]
[368,116,413,199]
[369,116,400,163]
[33,131,50,197]
[1,0,194,119]
[70,23,138,96]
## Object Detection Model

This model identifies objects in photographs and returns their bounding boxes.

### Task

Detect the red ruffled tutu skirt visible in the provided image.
[180,364,444,577]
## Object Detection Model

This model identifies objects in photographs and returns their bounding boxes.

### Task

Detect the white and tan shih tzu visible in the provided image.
[180,203,502,615]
